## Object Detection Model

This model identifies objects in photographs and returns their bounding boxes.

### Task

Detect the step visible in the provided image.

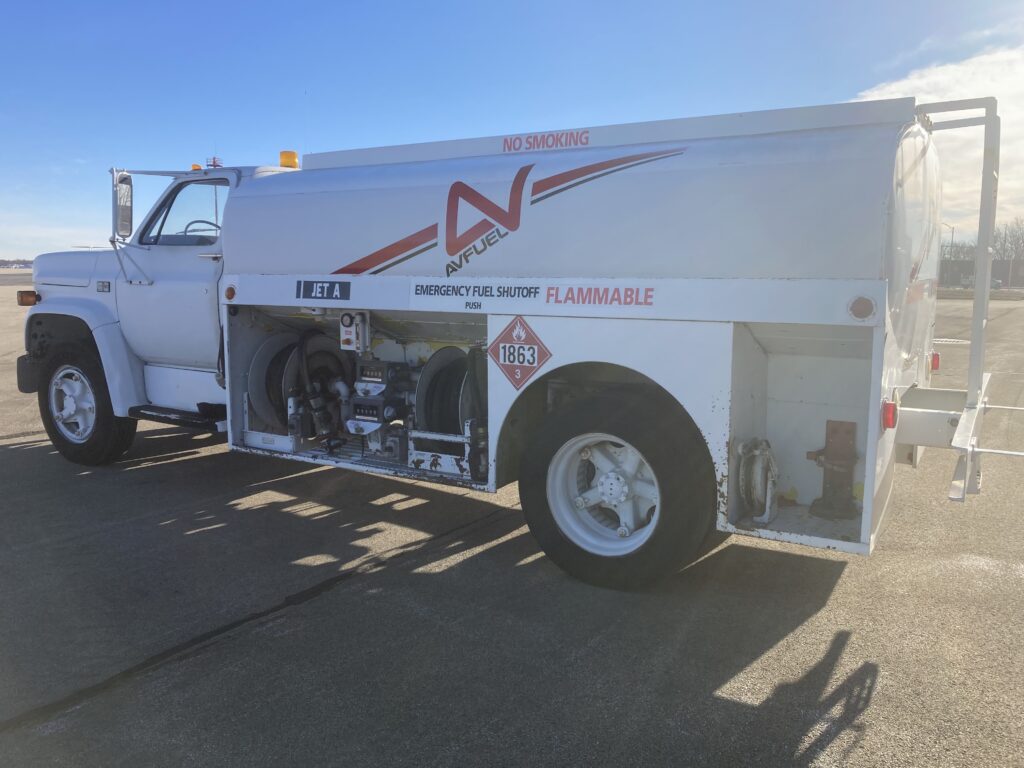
[128,405,226,432]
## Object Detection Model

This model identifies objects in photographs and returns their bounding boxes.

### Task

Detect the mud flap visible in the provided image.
[16,354,38,394]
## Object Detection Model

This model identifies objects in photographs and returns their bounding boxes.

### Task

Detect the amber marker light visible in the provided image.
[224,286,236,300]
[17,290,40,306]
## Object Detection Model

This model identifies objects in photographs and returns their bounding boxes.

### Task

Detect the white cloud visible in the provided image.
[858,46,1024,240]
[880,17,1024,72]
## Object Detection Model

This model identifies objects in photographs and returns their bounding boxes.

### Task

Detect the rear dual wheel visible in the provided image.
[520,395,715,589]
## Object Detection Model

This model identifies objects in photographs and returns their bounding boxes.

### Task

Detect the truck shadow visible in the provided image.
[381,515,876,765]
[1,426,875,764]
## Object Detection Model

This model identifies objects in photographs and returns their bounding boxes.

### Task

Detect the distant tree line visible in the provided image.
[941,217,1024,288]
[993,216,1024,263]
[942,217,1024,260]
[0,259,32,268]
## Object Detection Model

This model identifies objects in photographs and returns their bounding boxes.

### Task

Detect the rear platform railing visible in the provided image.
[905,98,1024,499]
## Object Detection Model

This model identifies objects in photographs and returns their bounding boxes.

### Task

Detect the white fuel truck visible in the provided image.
[16,97,1012,587]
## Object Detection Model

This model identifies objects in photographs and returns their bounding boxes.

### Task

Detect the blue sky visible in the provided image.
[1,0,1021,258]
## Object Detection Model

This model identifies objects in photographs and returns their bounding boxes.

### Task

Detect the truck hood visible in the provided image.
[33,250,105,287]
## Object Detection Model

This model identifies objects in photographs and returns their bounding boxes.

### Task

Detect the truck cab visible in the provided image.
[17,162,293,462]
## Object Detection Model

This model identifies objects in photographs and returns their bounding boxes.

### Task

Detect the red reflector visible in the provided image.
[931,351,941,372]
[881,399,898,431]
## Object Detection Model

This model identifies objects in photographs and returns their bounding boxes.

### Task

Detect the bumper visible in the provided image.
[16,354,39,394]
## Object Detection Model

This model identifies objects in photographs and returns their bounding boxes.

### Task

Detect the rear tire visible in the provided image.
[38,344,137,466]
[520,394,715,589]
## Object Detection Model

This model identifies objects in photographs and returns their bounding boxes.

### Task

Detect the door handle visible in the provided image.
[198,253,222,261]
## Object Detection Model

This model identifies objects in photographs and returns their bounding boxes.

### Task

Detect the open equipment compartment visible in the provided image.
[728,322,876,553]
[223,302,491,490]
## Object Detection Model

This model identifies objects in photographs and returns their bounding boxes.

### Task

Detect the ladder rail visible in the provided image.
[912,99,1008,500]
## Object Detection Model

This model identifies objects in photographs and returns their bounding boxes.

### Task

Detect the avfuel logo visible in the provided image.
[444,164,533,276]
[332,146,688,277]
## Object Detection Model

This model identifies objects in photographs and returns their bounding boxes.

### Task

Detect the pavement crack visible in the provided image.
[0,506,514,735]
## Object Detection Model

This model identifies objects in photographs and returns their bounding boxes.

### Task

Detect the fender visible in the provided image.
[489,315,731,512]
[26,299,147,417]
[28,295,117,331]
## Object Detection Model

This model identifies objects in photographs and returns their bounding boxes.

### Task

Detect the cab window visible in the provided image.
[141,179,230,246]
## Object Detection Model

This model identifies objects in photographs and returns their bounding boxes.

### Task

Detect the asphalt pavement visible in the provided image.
[1,272,1022,767]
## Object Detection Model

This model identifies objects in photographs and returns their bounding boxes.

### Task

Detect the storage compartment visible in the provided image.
[223,305,490,488]
[728,322,874,550]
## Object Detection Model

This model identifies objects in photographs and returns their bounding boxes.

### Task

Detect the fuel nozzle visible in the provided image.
[306,382,335,437]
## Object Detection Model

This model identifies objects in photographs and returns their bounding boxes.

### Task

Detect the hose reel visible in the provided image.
[414,346,474,454]
[737,438,779,525]
[248,332,355,431]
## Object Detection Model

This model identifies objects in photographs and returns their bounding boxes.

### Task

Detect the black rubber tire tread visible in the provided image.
[110,418,138,458]
[520,394,715,589]
[37,344,137,466]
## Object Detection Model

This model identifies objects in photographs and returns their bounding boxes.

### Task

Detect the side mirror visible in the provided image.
[114,172,133,239]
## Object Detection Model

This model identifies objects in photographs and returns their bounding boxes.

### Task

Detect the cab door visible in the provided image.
[116,177,232,370]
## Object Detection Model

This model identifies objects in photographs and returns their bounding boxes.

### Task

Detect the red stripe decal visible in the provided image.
[333,224,438,275]
[530,149,683,197]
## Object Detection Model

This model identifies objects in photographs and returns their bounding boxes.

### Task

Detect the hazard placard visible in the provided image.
[487,316,552,390]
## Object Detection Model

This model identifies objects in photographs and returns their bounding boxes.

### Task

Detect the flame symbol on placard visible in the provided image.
[511,320,527,343]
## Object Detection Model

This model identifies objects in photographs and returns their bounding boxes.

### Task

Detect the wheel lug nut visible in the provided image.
[574,496,585,509]
[579,447,592,460]
[616,526,630,538]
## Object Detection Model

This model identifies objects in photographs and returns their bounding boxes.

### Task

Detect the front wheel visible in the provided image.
[38,345,137,466]
[520,394,715,589]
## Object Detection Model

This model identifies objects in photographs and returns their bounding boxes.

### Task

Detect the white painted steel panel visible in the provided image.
[223,123,912,283]
[223,274,887,328]
[33,250,100,288]
[766,354,872,510]
[144,365,225,412]
[486,316,734,516]
[116,248,224,369]
[727,324,768,524]
[304,99,916,169]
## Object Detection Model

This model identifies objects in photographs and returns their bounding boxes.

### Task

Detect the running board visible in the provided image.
[128,405,227,432]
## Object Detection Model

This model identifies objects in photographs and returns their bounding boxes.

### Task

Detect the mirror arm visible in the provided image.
[109,235,128,281]
[108,236,154,286]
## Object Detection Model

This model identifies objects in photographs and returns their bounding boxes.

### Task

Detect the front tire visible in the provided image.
[38,345,137,466]
[520,394,715,589]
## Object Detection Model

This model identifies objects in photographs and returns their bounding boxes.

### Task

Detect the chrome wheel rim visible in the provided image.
[546,432,661,556]
[48,365,98,444]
